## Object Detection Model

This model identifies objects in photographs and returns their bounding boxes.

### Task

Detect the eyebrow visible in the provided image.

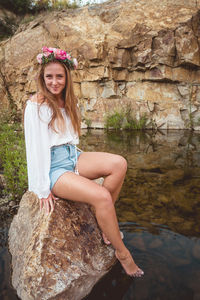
[45,73,64,76]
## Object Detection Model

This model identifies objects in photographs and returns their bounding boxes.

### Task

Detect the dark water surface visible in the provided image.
[1,130,200,300]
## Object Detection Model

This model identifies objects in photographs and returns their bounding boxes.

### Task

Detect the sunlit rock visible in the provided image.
[1,0,200,129]
[8,191,115,300]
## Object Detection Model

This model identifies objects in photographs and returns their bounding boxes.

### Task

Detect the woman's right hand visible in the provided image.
[40,192,58,214]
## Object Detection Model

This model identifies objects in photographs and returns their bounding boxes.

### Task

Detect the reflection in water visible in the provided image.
[80,129,200,238]
[1,130,200,299]
[85,226,200,300]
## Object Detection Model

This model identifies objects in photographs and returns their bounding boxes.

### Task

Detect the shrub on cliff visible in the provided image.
[0,0,32,14]
[105,105,148,130]
[0,0,81,15]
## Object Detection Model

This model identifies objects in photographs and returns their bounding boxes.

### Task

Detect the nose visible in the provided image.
[52,77,57,85]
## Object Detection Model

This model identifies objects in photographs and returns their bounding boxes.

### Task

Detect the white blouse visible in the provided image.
[24,100,79,199]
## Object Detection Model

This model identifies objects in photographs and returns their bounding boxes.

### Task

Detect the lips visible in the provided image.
[52,87,59,91]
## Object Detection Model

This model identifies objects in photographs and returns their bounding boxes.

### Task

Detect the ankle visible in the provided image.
[115,249,130,260]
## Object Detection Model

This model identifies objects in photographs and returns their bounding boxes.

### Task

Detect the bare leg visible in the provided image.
[77,152,127,204]
[77,152,127,244]
[103,156,127,204]
[52,152,143,277]
[52,172,143,277]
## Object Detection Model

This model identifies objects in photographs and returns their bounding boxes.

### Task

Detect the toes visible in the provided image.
[132,268,144,278]
[102,233,111,245]
[104,239,111,245]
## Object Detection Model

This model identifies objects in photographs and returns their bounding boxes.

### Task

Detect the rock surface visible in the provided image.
[8,191,115,300]
[1,0,200,129]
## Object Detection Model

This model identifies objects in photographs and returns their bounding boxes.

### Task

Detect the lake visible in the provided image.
[1,129,200,300]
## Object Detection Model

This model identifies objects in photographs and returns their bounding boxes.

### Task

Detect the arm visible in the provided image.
[24,100,53,211]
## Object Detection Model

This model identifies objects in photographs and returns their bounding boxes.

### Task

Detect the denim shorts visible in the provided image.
[49,144,82,190]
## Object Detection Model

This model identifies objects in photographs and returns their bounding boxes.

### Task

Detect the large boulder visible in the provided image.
[8,191,115,300]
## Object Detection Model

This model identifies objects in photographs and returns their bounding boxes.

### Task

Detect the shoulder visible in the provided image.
[25,94,52,122]
[29,93,46,104]
[25,94,49,112]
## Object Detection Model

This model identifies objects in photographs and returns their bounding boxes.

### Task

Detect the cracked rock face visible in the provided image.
[1,0,200,129]
[8,192,115,300]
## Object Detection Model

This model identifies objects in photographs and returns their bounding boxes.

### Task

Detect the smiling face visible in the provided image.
[43,62,66,98]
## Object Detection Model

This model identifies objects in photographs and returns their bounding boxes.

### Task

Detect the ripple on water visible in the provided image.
[86,225,200,300]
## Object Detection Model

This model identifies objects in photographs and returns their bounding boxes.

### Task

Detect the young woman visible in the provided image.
[24,47,144,278]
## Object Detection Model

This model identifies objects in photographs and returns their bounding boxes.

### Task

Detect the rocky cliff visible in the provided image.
[1,0,200,129]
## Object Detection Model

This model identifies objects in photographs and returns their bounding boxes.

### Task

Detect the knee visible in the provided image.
[96,188,113,211]
[113,155,127,174]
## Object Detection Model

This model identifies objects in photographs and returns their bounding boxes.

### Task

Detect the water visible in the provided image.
[1,129,200,299]
[86,227,200,300]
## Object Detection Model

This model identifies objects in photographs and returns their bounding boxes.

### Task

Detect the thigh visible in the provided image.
[77,152,123,179]
[52,171,108,205]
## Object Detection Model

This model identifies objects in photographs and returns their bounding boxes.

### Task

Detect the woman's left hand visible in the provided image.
[40,192,58,214]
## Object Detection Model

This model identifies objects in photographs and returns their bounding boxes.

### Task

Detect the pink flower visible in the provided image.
[59,49,67,56]
[37,46,77,70]
[42,46,53,57]
[49,47,57,53]
[36,53,43,64]
[42,46,50,52]
[58,56,66,60]
[53,49,67,60]
[43,53,50,57]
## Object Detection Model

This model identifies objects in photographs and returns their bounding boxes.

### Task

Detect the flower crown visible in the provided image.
[37,46,78,70]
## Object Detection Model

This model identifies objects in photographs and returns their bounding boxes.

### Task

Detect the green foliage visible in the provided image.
[31,0,80,12]
[51,0,72,10]
[0,0,98,16]
[105,111,124,130]
[105,104,148,130]
[0,114,27,200]
[123,104,148,130]
[123,115,148,130]
[85,118,92,128]
[0,0,77,14]
[0,14,20,41]
[0,18,14,41]
[0,0,32,14]
[33,0,50,11]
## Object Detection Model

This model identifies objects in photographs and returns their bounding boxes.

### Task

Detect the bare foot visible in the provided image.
[102,232,111,245]
[115,250,144,277]
[102,231,124,245]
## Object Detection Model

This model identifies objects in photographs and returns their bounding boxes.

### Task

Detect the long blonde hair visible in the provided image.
[37,61,81,136]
